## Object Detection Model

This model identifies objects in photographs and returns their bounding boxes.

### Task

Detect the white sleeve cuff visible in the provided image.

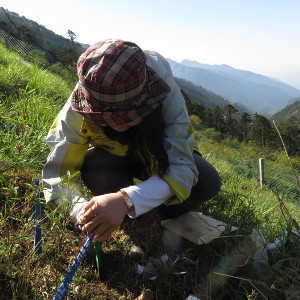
[121,175,174,218]
[70,197,88,223]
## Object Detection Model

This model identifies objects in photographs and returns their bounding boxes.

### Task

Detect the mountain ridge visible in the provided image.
[168,58,300,117]
[180,59,298,91]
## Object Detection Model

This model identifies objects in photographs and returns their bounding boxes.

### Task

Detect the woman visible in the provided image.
[42,39,221,242]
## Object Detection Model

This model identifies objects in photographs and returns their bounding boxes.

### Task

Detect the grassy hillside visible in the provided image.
[0,44,72,170]
[0,44,299,299]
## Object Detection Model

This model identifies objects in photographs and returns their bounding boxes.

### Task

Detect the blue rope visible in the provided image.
[34,179,42,254]
[52,233,95,300]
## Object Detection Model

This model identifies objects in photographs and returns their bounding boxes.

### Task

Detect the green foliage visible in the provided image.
[198,127,223,142]
[250,113,277,148]
[26,49,49,68]
[47,61,77,84]
[189,114,202,131]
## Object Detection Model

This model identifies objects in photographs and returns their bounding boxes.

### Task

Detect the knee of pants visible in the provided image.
[191,153,221,201]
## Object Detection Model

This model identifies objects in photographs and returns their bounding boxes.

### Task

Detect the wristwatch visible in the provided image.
[119,190,134,211]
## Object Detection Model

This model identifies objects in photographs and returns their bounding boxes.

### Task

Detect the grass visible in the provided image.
[0,44,299,299]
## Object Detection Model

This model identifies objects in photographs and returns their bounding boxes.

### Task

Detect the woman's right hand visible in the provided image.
[79,192,129,241]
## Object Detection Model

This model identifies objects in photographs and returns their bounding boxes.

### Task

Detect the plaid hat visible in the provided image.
[71,39,171,126]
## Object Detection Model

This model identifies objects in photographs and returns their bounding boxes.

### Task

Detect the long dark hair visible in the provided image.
[102,106,169,176]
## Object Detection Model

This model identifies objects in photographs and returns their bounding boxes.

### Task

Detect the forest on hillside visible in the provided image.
[180,86,300,158]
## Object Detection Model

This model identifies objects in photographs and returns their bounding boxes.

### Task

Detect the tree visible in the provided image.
[181,89,193,112]
[180,89,205,118]
[211,105,226,134]
[239,112,252,143]
[224,104,238,139]
[250,113,275,148]
[67,29,76,42]
[205,108,214,128]
[67,29,78,61]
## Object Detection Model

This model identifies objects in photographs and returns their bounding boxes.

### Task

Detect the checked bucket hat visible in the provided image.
[71,39,171,126]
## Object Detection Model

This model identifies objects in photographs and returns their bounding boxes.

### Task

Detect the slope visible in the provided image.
[271,98,300,125]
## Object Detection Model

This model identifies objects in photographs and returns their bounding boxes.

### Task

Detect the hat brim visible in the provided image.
[71,65,171,126]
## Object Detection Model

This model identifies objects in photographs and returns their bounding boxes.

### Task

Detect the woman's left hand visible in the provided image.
[79,192,129,241]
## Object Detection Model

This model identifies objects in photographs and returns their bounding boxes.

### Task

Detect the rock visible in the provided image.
[129,245,145,259]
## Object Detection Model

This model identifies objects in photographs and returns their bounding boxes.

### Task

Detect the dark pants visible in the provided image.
[81,148,221,221]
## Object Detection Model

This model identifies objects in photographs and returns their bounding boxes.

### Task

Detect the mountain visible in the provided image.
[271,98,300,125]
[175,77,250,115]
[167,58,300,117]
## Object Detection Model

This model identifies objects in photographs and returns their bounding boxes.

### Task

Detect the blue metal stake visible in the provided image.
[53,233,95,300]
[34,179,42,254]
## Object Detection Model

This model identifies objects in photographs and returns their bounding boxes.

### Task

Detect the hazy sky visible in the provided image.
[2,0,300,89]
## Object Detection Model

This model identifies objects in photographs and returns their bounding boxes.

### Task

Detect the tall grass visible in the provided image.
[0,44,71,170]
[0,45,299,299]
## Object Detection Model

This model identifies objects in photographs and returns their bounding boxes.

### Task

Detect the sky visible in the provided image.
[2,0,300,89]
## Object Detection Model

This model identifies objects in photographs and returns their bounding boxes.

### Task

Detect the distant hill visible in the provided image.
[271,98,300,125]
[175,77,250,115]
[167,58,300,117]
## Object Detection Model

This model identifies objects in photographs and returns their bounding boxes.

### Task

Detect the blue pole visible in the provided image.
[53,233,95,300]
[34,179,42,254]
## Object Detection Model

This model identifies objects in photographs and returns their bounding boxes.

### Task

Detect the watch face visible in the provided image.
[125,197,134,208]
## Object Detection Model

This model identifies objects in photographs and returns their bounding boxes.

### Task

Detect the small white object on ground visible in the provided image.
[186,295,201,300]
[136,264,144,275]
[160,253,169,263]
